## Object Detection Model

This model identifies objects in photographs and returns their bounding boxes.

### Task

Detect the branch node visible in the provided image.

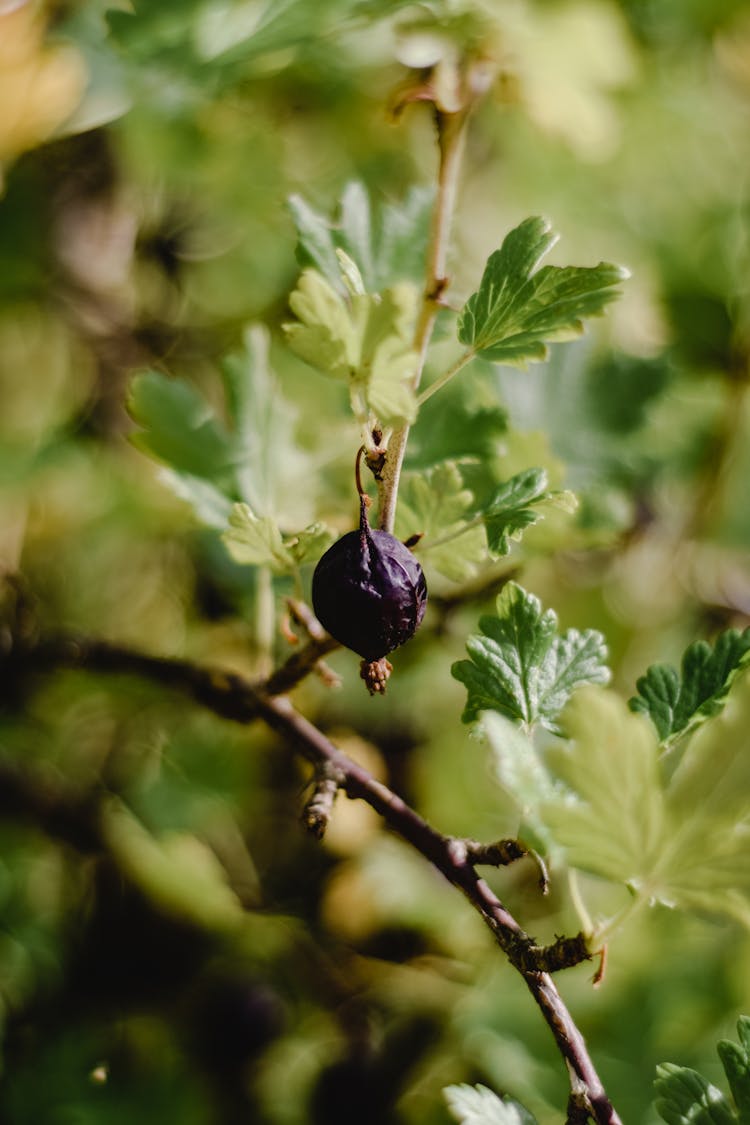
[463,837,527,867]
[302,763,345,840]
[509,931,591,975]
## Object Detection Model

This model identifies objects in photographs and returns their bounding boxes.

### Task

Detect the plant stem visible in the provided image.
[416,349,475,408]
[377,109,470,534]
[8,628,622,1124]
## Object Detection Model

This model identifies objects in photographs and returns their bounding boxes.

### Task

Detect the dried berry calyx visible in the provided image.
[312,493,427,693]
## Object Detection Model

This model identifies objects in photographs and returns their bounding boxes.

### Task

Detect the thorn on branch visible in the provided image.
[592,944,607,988]
[302,763,345,840]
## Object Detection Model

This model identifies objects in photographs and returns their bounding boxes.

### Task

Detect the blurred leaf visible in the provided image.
[480,712,561,851]
[129,370,239,482]
[629,629,750,748]
[100,799,245,933]
[130,328,314,531]
[718,1017,750,1123]
[289,181,433,292]
[285,270,357,380]
[457,217,626,365]
[223,503,332,574]
[444,1082,538,1124]
[0,4,86,165]
[221,324,306,517]
[395,461,486,582]
[284,270,418,426]
[539,679,750,921]
[542,688,666,885]
[452,582,610,729]
[654,1063,736,1125]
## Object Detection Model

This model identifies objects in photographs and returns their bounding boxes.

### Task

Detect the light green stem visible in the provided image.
[416,349,475,408]
[377,110,470,533]
[254,564,275,678]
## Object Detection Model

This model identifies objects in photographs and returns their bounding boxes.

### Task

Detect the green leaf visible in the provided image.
[223,503,333,575]
[395,461,487,582]
[457,217,627,365]
[159,470,233,530]
[654,1063,736,1125]
[719,1018,750,1124]
[284,270,418,427]
[536,675,750,920]
[128,370,239,482]
[289,181,433,293]
[284,269,358,380]
[452,582,610,730]
[100,798,245,934]
[480,467,576,556]
[480,712,561,851]
[629,629,750,747]
[221,324,308,518]
[444,1083,538,1125]
[542,688,667,885]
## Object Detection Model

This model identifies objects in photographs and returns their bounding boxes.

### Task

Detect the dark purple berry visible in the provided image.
[312,498,427,685]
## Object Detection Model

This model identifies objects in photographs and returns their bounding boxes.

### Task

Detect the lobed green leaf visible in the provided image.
[284,269,419,427]
[452,581,610,730]
[457,216,626,366]
[629,629,750,748]
[395,461,487,582]
[223,503,333,576]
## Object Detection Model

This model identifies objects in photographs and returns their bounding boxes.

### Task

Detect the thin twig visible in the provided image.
[6,629,622,1124]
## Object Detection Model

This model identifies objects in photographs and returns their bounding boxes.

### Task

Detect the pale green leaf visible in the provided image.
[395,461,487,582]
[223,503,332,575]
[444,1083,537,1125]
[629,629,750,748]
[284,270,418,427]
[480,712,561,849]
[285,522,334,566]
[159,469,233,530]
[289,182,433,293]
[542,688,666,886]
[223,503,291,570]
[457,217,626,365]
[654,1063,736,1125]
[284,269,357,379]
[452,582,610,729]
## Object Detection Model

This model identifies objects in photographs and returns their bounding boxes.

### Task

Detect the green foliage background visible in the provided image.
[2,1,750,1122]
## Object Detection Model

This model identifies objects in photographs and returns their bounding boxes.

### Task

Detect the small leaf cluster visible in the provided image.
[285,188,626,441]
[452,583,750,922]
